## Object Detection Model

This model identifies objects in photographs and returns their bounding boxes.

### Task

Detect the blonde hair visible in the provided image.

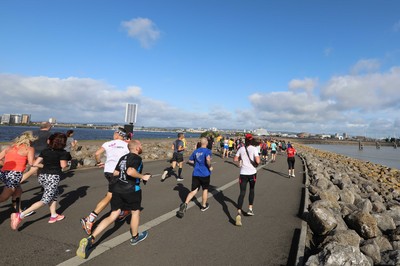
[13,131,38,147]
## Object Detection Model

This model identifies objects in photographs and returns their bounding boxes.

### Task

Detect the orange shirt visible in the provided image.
[2,145,28,172]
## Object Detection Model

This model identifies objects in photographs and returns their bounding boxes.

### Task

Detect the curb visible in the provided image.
[295,154,310,266]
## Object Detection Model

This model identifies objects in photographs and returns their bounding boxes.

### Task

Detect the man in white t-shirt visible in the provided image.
[80,128,129,235]
[233,133,260,226]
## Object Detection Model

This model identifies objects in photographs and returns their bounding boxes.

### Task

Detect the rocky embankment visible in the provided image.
[57,138,200,167]
[296,144,400,266]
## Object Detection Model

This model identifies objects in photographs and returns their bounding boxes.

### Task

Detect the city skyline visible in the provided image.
[0,1,400,138]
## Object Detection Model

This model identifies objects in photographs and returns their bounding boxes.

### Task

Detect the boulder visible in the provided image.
[305,243,371,266]
[345,211,380,239]
[360,239,381,264]
[308,203,338,236]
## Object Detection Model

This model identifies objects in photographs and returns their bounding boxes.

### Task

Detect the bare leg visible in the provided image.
[93,192,112,214]
[92,209,120,239]
[201,189,208,207]
[129,210,140,237]
[184,188,199,204]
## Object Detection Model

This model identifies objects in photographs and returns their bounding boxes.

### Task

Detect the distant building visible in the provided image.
[10,114,21,124]
[253,128,269,136]
[21,114,31,124]
[49,117,57,124]
[1,114,11,124]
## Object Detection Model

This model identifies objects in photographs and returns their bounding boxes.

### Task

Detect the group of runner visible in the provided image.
[0,126,297,259]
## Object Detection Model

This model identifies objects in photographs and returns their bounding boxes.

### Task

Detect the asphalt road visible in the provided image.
[0,151,305,266]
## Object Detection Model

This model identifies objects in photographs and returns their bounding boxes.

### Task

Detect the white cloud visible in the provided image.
[2,61,400,137]
[350,59,381,74]
[288,78,318,95]
[321,66,400,111]
[121,17,161,48]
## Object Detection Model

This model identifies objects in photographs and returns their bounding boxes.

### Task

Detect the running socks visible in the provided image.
[88,212,98,223]
[178,168,182,178]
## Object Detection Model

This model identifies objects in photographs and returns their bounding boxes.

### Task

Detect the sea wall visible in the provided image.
[296,144,400,265]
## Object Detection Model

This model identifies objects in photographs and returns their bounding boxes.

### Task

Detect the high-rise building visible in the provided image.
[1,114,11,124]
[21,114,31,124]
[125,103,138,124]
[49,117,57,124]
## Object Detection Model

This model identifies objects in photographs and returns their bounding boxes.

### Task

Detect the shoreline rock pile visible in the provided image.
[297,144,400,265]
[65,139,200,168]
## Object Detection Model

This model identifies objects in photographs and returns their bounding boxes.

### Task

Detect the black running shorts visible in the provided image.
[191,176,210,191]
[110,190,142,211]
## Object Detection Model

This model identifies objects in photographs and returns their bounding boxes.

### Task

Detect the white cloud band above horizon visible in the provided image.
[1,59,400,138]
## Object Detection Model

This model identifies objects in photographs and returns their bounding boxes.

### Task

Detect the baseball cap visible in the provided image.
[245,133,253,140]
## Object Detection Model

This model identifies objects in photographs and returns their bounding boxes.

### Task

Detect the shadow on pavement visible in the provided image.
[58,185,90,214]
[209,185,237,225]
[263,168,289,179]
[286,228,301,266]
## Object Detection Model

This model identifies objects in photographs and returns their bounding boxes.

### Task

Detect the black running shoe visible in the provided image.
[176,203,187,218]
[200,203,209,212]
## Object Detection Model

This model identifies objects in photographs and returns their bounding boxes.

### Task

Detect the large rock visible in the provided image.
[320,229,361,248]
[305,243,372,266]
[308,202,338,236]
[373,213,396,233]
[360,239,381,264]
[345,211,380,239]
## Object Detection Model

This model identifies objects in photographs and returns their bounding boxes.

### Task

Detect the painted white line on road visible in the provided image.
[57,173,239,266]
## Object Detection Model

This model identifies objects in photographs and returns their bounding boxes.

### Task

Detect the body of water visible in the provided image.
[0,125,201,142]
[309,144,400,170]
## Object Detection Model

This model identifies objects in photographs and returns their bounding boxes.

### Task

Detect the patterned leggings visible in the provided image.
[38,173,60,204]
[0,171,23,188]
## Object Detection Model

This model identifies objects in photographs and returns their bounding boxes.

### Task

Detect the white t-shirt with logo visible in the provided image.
[102,139,129,173]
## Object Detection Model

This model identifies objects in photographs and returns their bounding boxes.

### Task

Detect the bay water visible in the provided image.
[0,125,200,142]
[309,144,400,170]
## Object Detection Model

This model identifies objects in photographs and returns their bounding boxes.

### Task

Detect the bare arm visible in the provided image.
[95,147,105,166]
[126,167,151,181]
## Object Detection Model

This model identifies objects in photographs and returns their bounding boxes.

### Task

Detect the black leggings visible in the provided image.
[237,174,256,210]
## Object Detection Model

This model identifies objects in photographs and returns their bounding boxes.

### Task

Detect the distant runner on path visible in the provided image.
[161,133,185,182]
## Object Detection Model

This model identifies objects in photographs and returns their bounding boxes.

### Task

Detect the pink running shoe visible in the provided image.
[10,212,22,230]
[48,214,65,224]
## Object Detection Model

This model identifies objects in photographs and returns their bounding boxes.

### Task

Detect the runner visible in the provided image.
[76,140,151,259]
[10,132,69,230]
[161,132,185,182]
[177,137,213,218]
[270,140,277,162]
[233,133,260,226]
[80,128,129,235]
[286,143,297,178]
[0,131,37,213]
[260,140,268,164]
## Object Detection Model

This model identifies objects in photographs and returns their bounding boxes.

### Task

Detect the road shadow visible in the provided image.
[173,183,201,213]
[224,160,239,167]
[17,213,51,231]
[209,185,237,225]
[263,168,289,179]
[173,183,190,203]
[57,186,89,214]
[286,228,301,266]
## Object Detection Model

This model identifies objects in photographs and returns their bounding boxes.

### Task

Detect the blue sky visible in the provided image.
[1,1,400,138]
